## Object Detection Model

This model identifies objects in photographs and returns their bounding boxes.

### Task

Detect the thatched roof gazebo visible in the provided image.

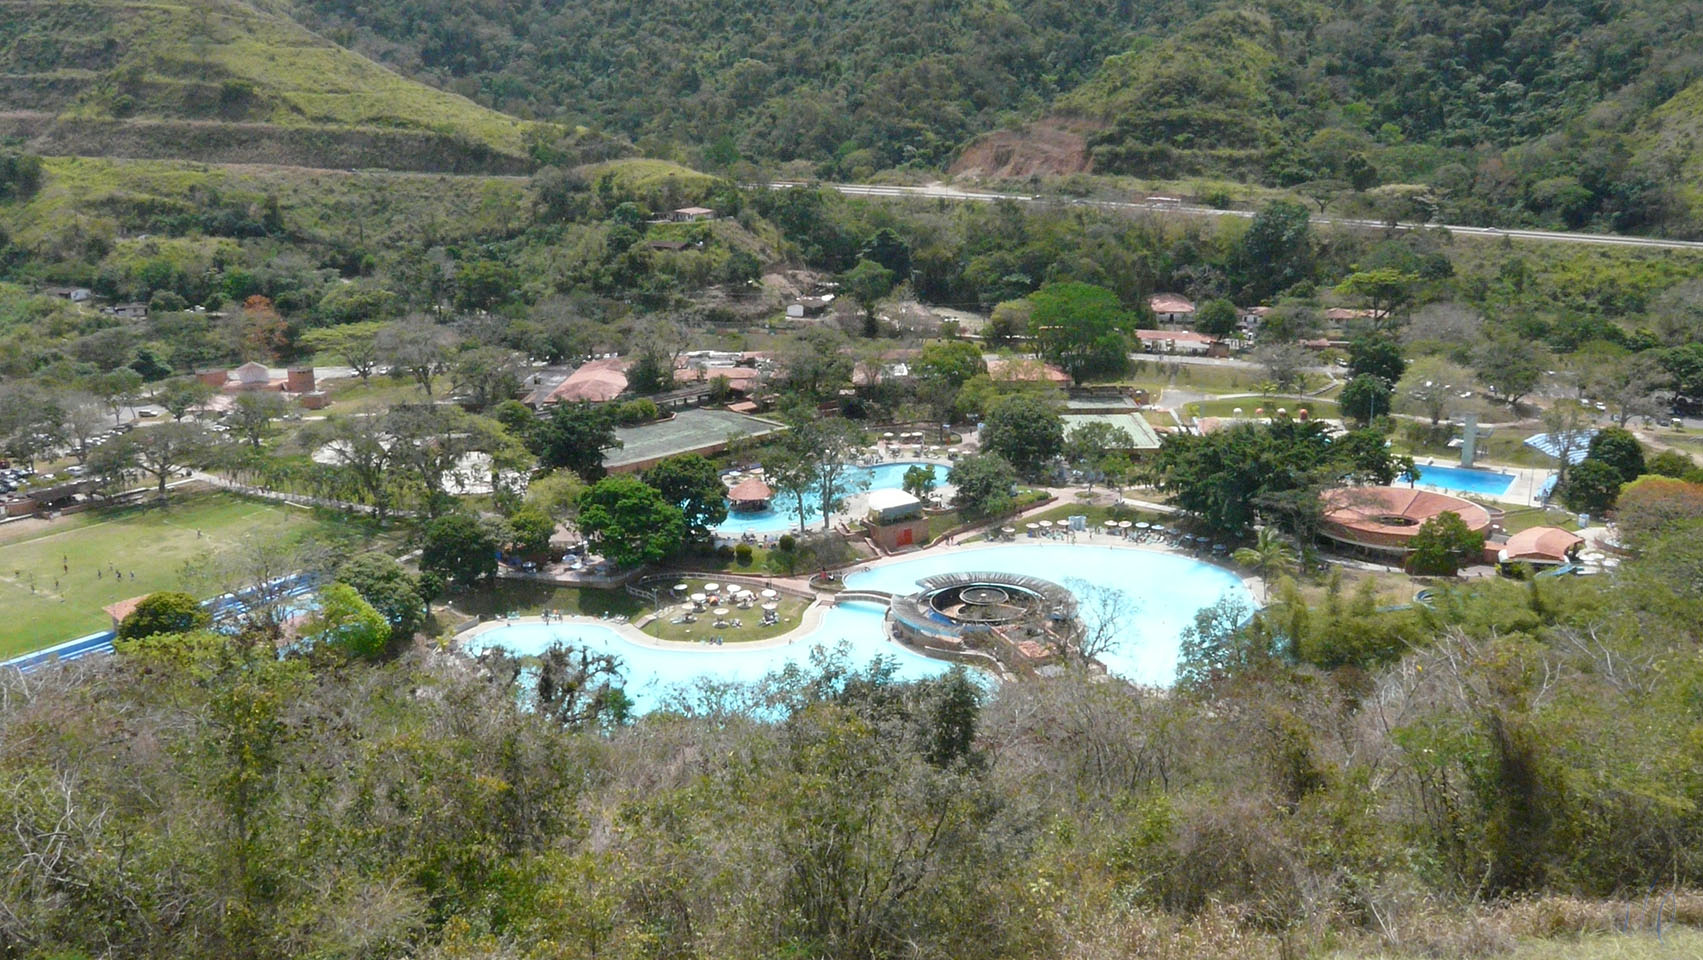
[726,476,773,512]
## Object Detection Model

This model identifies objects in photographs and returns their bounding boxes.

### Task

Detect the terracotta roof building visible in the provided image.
[986,356,1070,384]
[1498,526,1584,566]
[543,357,630,404]
[1148,293,1196,323]
[726,476,773,511]
[1320,486,1491,555]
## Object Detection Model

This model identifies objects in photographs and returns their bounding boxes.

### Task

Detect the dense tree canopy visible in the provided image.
[1026,282,1133,385]
[979,393,1064,479]
[420,513,499,588]
[644,454,729,539]
[576,474,686,568]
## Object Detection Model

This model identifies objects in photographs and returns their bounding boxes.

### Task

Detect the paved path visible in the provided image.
[780,181,1703,252]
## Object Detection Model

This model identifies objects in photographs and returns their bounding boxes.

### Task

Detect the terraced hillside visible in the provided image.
[0,0,547,172]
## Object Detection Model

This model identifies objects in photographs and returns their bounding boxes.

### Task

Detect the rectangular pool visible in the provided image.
[1398,464,1515,497]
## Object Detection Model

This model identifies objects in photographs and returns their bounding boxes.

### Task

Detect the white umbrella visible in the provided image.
[1038,519,1053,528]
[713,607,730,617]
[703,582,719,592]
[1001,526,1016,533]
[883,432,895,439]
[673,583,689,592]
[690,593,707,603]
[760,588,777,598]
[762,601,778,611]
[1102,519,1119,528]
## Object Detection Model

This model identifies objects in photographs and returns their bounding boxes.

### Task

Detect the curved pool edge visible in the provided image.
[461,536,1265,662]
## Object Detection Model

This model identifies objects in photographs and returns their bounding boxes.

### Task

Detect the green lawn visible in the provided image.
[320,374,440,415]
[639,577,809,644]
[0,492,384,657]
[448,580,642,622]
[1183,397,1341,419]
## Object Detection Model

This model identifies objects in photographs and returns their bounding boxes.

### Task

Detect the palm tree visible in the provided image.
[1232,527,1299,595]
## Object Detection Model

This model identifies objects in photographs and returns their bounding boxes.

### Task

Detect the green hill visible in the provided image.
[279,0,1703,237]
[0,0,547,172]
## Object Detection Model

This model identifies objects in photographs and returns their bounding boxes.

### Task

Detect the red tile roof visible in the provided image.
[546,357,629,403]
[1501,526,1583,563]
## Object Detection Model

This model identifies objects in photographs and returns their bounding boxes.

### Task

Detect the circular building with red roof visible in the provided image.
[1319,486,1492,555]
[725,476,773,512]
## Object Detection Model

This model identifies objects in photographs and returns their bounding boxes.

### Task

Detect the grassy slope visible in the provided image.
[1633,79,1703,215]
[0,490,379,656]
[0,0,539,167]
[2,155,529,252]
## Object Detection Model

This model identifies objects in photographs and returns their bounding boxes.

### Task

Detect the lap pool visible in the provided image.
[713,461,950,537]
[467,543,1253,712]
[1397,464,1515,497]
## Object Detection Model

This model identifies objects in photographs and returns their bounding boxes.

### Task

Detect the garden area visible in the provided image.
[637,576,809,643]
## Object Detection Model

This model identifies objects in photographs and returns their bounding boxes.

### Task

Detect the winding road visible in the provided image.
[774,181,1703,253]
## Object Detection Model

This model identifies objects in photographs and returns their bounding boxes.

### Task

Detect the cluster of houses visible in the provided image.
[529,351,771,412]
[195,362,330,409]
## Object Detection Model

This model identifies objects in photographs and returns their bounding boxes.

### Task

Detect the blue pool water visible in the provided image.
[468,543,1253,711]
[1397,464,1515,497]
[463,602,943,713]
[713,461,951,537]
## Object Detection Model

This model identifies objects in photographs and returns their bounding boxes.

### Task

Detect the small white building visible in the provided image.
[866,488,924,524]
[1148,293,1196,325]
[672,206,716,222]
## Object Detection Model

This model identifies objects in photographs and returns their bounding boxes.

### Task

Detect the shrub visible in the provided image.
[734,543,753,565]
[1560,459,1624,516]
[1407,511,1485,576]
[116,591,211,640]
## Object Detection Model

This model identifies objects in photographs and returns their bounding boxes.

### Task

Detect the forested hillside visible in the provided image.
[285,0,1703,236]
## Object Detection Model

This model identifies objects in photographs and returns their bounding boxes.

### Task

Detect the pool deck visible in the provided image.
[459,532,1265,654]
[1408,458,1556,506]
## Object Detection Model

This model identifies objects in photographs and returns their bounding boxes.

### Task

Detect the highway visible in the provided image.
[771,181,1703,253]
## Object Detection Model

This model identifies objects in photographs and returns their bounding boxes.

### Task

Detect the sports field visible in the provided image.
[0,492,381,657]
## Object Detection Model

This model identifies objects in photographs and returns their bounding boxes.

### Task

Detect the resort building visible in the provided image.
[1496,526,1584,568]
[887,572,1083,676]
[864,489,929,551]
[1319,486,1492,557]
[726,476,773,512]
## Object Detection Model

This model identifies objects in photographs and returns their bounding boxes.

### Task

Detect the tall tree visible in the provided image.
[532,401,622,481]
[1347,334,1406,385]
[379,318,458,396]
[228,391,289,449]
[420,512,499,588]
[1026,282,1133,385]
[1237,200,1313,300]
[450,346,524,411]
[980,393,1064,479]
[576,474,685,568]
[949,452,1018,520]
[119,422,213,498]
[644,454,729,540]
[1476,337,1545,410]
[309,414,395,519]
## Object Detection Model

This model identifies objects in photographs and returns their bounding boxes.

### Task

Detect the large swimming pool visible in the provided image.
[467,543,1253,711]
[1398,463,1515,497]
[713,461,951,537]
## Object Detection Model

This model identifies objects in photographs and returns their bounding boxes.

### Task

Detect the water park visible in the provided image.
[462,536,1256,712]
